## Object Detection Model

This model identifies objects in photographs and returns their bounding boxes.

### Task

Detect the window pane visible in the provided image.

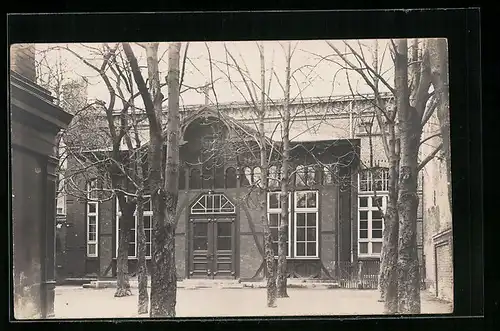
[242,167,252,186]
[359,197,368,208]
[88,203,96,213]
[202,165,213,189]
[271,243,278,256]
[127,230,135,242]
[145,230,152,243]
[296,213,305,226]
[373,197,383,209]
[306,166,316,186]
[89,232,96,241]
[217,237,231,251]
[214,164,225,189]
[214,195,221,209]
[359,242,368,254]
[372,220,383,230]
[128,244,136,257]
[269,166,279,188]
[306,228,316,241]
[194,237,208,250]
[296,166,306,186]
[306,243,316,256]
[88,244,96,255]
[296,192,306,208]
[360,220,368,230]
[253,167,262,187]
[269,213,279,227]
[372,230,383,239]
[225,167,237,188]
[207,195,213,210]
[269,193,279,209]
[144,216,152,229]
[296,242,306,256]
[323,166,333,184]
[372,210,383,220]
[306,192,317,208]
[89,224,96,234]
[217,222,231,237]
[360,211,368,220]
[372,242,383,254]
[88,215,96,225]
[360,230,368,239]
[296,227,305,241]
[271,228,278,241]
[190,169,201,189]
[306,213,316,226]
[146,243,152,257]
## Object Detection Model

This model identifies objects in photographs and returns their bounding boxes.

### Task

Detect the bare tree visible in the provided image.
[276,41,292,298]
[123,42,182,317]
[324,39,443,314]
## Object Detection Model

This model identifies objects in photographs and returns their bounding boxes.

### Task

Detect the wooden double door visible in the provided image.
[188,216,236,279]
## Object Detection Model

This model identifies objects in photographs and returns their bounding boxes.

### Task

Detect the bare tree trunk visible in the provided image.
[258,43,277,307]
[428,38,452,209]
[115,195,135,297]
[394,39,421,314]
[276,42,291,298]
[136,190,149,314]
[150,42,182,317]
[379,155,399,313]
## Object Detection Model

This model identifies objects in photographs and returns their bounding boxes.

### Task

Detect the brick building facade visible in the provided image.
[57,94,444,293]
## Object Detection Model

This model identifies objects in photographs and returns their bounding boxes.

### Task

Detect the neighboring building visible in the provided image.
[421,110,453,302]
[10,44,73,318]
[58,93,433,288]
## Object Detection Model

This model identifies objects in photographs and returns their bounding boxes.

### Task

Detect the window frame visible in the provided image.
[267,191,292,258]
[357,193,387,258]
[293,190,320,259]
[190,193,236,215]
[115,196,154,259]
[86,179,99,257]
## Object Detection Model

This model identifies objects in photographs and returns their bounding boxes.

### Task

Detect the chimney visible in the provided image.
[10,44,37,82]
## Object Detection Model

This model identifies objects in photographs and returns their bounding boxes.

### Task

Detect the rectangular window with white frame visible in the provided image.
[116,197,153,259]
[86,179,99,257]
[294,190,319,258]
[358,168,389,257]
[267,191,292,258]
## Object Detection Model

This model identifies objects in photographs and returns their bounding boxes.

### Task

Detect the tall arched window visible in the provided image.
[269,165,279,188]
[178,168,186,190]
[253,166,262,188]
[214,163,225,189]
[225,167,237,188]
[306,165,316,186]
[295,165,306,186]
[241,167,252,187]
[189,168,202,189]
[202,164,213,189]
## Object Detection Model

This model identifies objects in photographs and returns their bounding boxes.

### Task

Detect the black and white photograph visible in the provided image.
[10,36,455,319]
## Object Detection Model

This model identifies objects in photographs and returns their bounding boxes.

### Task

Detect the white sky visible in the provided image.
[35,39,395,109]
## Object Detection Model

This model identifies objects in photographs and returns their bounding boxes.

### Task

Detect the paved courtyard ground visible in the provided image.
[54,286,452,318]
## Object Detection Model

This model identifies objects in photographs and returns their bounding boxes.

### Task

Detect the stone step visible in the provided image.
[82,279,340,290]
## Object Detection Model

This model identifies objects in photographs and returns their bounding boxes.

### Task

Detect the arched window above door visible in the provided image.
[191,193,236,214]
